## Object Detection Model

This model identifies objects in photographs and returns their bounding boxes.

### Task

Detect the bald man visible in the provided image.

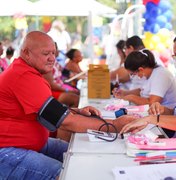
[0,31,135,179]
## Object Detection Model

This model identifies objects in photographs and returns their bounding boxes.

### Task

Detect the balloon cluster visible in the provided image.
[13,14,28,30]
[42,16,52,32]
[143,0,172,34]
[142,0,173,65]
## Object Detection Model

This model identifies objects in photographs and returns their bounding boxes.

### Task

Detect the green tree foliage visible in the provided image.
[0,0,175,44]
[170,0,176,32]
[0,17,15,41]
[97,0,118,9]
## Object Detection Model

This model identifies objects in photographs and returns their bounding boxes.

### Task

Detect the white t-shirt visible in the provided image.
[129,75,147,90]
[140,66,176,108]
[102,34,120,71]
[47,29,71,51]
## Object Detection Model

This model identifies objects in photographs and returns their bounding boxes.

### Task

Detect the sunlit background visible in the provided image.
[0,0,175,71]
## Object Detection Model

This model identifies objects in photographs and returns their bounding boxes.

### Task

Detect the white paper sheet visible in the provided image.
[101,110,116,119]
[112,163,176,180]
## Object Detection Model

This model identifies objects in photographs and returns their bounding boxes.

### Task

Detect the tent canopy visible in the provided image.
[0,0,33,16]
[0,0,117,61]
[27,0,116,17]
[0,0,116,17]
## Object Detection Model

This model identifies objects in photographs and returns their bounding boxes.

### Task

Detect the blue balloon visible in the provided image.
[156,15,167,28]
[146,2,157,12]
[164,10,172,21]
[149,23,160,34]
[146,3,161,18]
[93,28,101,38]
[151,8,160,18]
[144,23,150,31]
[165,22,172,30]
[158,0,171,13]
[143,12,149,19]
[145,16,156,24]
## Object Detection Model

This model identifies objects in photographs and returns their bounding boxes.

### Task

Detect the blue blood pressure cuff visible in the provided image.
[37,97,70,132]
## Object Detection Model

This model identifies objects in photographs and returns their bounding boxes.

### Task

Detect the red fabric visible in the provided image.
[52,90,63,99]
[49,131,57,138]
[0,58,52,151]
[143,0,160,5]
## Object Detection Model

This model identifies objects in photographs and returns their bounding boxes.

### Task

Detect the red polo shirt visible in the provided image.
[0,57,52,151]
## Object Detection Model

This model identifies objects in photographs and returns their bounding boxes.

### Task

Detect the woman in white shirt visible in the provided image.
[113,49,176,109]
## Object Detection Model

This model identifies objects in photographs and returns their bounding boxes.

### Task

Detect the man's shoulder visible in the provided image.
[8,58,41,78]
[14,57,34,68]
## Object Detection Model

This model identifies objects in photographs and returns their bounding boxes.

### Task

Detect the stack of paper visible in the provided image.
[125,133,176,164]
[125,104,149,117]
[104,104,149,117]
[112,163,176,180]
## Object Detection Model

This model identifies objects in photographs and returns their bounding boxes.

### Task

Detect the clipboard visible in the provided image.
[64,71,87,83]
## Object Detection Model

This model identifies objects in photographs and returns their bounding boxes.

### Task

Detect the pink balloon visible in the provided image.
[159,49,172,66]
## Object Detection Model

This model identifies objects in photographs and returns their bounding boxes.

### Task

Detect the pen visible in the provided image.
[135,155,166,162]
[140,159,176,165]
[118,133,124,139]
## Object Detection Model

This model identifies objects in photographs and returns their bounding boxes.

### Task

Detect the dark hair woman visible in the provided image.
[116,40,126,66]
[113,49,176,109]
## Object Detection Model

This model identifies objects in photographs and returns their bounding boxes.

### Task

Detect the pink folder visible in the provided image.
[133,138,176,150]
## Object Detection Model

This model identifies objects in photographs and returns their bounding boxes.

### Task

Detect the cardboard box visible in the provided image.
[88,64,110,99]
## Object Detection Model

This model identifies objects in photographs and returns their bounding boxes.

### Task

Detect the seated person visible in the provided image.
[120,102,176,138]
[43,42,79,108]
[5,46,15,65]
[113,49,176,109]
[0,31,136,179]
[65,48,83,73]
[63,48,86,87]
[53,42,80,92]
[0,42,8,72]
[110,40,129,91]
[53,59,80,93]
[43,71,79,108]
[110,40,126,82]
[111,36,164,90]
[111,36,147,91]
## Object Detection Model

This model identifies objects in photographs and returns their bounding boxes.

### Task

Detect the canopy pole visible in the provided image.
[35,16,39,30]
[88,11,94,64]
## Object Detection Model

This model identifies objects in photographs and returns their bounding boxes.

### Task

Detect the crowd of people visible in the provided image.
[0,19,176,179]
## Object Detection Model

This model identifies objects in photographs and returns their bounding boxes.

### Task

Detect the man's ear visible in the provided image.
[22,48,30,60]
[24,48,29,54]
